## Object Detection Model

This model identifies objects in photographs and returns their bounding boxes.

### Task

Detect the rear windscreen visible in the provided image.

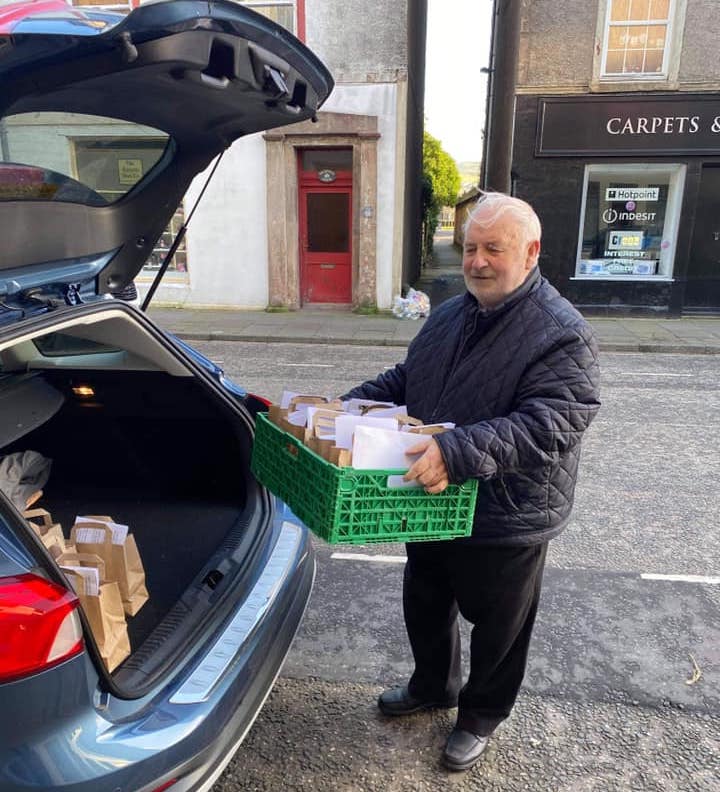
[0,112,170,204]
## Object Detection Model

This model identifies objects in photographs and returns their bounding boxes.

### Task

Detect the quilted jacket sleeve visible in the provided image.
[434,326,600,482]
[341,361,408,404]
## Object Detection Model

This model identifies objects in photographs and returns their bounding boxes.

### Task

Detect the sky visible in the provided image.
[424,0,494,164]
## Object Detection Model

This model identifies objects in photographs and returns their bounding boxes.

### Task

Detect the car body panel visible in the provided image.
[0,4,326,787]
[0,516,314,792]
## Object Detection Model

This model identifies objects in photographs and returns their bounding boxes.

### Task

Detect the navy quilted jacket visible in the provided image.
[343,268,601,545]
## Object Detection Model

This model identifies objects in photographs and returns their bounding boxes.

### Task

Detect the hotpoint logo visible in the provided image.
[602,208,657,224]
[606,187,659,202]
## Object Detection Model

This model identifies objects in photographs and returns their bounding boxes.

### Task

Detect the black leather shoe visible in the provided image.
[377,685,457,716]
[442,728,489,771]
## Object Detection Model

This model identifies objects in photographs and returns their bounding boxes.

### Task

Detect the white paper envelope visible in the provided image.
[74,515,129,545]
[287,409,308,427]
[280,390,299,410]
[335,415,399,450]
[365,405,409,419]
[352,425,431,470]
[59,564,100,596]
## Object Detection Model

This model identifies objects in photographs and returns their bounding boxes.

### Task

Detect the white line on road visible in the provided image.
[331,552,406,564]
[280,363,334,368]
[619,372,694,377]
[641,573,720,584]
[331,555,720,584]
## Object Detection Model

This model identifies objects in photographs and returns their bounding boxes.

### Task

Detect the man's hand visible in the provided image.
[404,437,449,494]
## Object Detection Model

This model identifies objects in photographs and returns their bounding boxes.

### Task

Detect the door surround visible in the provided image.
[264,112,380,310]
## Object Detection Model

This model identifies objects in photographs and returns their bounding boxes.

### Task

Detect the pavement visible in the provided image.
[148,232,720,354]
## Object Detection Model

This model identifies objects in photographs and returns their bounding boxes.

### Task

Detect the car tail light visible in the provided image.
[0,573,84,683]
[248,392,272,407]
[151,781,178,792]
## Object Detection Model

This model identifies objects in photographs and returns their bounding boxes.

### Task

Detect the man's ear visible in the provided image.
[525,239,541,270]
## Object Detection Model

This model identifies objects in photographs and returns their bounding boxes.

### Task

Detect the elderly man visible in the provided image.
[341,192,600,771]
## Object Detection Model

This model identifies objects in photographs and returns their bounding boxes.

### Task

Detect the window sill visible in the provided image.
[136,276,189,287]
[590,78,678,93]
[571,275,674,282]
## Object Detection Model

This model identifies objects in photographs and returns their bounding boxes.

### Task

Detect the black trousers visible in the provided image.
[403,539,548,737]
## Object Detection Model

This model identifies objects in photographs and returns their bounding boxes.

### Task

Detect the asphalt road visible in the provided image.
[193,341,719,791]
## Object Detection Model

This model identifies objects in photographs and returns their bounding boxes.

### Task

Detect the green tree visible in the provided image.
[423,131,461,207]
[421,131,460,263]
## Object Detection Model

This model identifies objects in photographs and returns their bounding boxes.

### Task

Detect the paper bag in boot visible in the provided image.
[57,551,130,672]
[71,517,149,616]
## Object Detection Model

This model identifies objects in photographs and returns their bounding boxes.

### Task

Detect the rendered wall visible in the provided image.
[518,0,720,93]
[305,0,407,82]
[147,83,399,309]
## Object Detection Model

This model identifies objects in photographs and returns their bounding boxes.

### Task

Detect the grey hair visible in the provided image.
[462,191,542,244]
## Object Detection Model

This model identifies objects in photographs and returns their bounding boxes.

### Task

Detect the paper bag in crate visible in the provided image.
[23,507,66,558]
[70,516,149,616]
[57,551,130,672]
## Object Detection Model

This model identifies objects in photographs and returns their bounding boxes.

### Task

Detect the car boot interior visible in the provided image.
[0,310,266,688]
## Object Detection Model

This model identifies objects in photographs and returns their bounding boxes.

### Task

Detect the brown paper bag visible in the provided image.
[70,517,149,617]
[267,404,285,425]
[397,415,424,428]
[24,489,43,509]
[288,395,329,409]
[407,424,450,436]
[57,551,130,672]
[309,408,343,438]
[327,446,352,467]
[24,507,66,557]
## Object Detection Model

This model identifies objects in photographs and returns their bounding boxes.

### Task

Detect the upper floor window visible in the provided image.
[602,0,673,78]
[237,1,301,37]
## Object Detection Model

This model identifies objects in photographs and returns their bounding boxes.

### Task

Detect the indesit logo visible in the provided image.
[602,208,656,224]
[602,208,619,224]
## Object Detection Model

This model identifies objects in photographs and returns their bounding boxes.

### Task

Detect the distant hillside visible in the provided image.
[457,161,480,193]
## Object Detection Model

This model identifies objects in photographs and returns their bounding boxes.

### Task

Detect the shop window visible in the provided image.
[575,164,685,280]
[601,0,675,78]
[143,205,188,277]
[73,136,187,278]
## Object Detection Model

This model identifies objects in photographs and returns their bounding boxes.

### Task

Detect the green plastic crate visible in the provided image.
[251,412,477,544]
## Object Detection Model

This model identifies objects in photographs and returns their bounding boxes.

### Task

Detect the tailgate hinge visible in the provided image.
[63,284,84,306]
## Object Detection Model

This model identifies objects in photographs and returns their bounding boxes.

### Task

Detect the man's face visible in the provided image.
[462,208,540,308]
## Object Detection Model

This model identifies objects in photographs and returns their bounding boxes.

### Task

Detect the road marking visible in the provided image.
[641,573,720,585]
[280,363,334,368]
[331,552,406,564]
[330,558,720,583]
[620,372,694,377]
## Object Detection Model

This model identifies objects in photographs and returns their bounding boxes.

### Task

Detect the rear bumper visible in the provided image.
[137,519,317,792]
[161,520,317,792]
[0,518,315,792]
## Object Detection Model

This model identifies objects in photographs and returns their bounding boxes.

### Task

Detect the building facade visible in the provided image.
[513,0,720,315]
[123,0,426,311]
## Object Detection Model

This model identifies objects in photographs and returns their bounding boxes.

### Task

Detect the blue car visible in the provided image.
[0,2,333,790]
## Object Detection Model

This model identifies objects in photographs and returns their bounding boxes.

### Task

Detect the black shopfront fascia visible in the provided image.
[511,93,720,315]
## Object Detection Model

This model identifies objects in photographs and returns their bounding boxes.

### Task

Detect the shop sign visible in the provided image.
[608,231,644,251]
[606,187,658,202]
[537,95,720,156]
[118,158,143,185]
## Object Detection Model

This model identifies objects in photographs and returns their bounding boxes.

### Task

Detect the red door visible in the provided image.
[299,150,353,304]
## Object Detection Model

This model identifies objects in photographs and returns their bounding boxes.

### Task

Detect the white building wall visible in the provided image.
[141,133,268,308]
[144,82,400,310]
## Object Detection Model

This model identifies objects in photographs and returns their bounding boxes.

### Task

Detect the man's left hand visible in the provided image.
[404,438,449,494]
